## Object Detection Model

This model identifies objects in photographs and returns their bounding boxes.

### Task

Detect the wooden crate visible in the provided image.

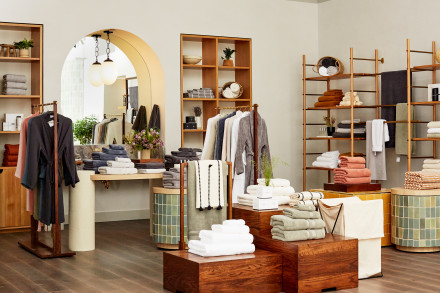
[163,249,282,293]
[254,234,358,293]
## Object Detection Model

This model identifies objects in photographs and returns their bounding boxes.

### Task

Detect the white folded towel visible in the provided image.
[3,81,27,90]
[107,161,135,168]
[199,230,253,244]
[427,128,440,134]
[316,156,337,162]
[312,161,337,169]
[212,224,250,234]
[246,185,295,197]
[188,241,255,257]
[290,191,324,201]
[115,157,132,163]
[98,167,138,175]
[335,128,366,134]
[424,159,440,164]
[238,194,255,206]
[341,119,360,124]
[257,178,290,187]
[138,168,166,174]
[230,82,240,94]
[321,151,340,158]
[223,219,246,226]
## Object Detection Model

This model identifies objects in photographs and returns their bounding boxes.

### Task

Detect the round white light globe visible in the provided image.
[88,62,103,87]
[101,59,118,85]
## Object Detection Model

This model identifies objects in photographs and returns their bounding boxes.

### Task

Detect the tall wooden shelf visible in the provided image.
[0,22,43,233]
[180,34,252,147]
[302,48,384,190]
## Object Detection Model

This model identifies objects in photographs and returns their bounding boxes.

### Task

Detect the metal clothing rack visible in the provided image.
[103,113,126,142]
[215,103,259,185]
[19,101,75,258]
[178,161,233,250]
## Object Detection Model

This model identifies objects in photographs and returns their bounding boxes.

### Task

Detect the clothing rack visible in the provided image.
[215,103,259,185]
[179,161,233,250]
[103,113,126,142]
[19,101,76,259]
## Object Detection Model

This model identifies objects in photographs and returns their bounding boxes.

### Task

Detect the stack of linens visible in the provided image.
[184,88,214,99]
[162,167,187,189]
[427,121,440,138]
[334,156,371,184]
[247,184,294,203]
[314,89,343,107]
[98,157,137,175]
[270,206,325,241]
[333,119,366,138]
[289,191,323,207]
[338,92,363,106]
[136,162,166,174]
[2,74,27,95]
[165,147,200,170]
[311,151,339,169]
[83,159,108,173]
[188,219,255,257]
[422,159,440,171]
[404,170,440,190]
[91,145,129,161]
[2,144,19,166]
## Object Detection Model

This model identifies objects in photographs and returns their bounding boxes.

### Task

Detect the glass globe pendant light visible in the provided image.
[88,34,103,87]
[101,30,118,85]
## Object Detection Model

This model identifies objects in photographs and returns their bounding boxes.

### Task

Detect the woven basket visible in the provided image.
[221,82,243,99]
[312,56,344,76]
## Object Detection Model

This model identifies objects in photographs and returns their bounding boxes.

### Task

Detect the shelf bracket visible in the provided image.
[100,180,110,189]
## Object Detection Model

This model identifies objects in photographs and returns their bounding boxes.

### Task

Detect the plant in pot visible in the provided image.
[257,153,287,198]
[73,116,98,145]
[221,47,235,66]
[193,106,202,129]
[125,128,163,159]
[323,116,336,136]
[13,38,34,58]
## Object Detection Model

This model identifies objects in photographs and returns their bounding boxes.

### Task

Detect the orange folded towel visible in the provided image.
[340,156,366,164]
[314,101,341,107]
[334,177,371,184]
[339,162,365,169]
[2,161,17,167]
[318,96,344,102]
[324,89,343,96]
[334,168,372,178]
[4,144,19,155]
[3,154,18,161]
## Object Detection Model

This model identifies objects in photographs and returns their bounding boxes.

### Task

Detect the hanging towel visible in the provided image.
[395,103,416,155]
[381,70,407,148]
[366,121,387,180]
[194,160,224,210]
[371,119,389,153]
[148,104,161,130]
[132,105,147,131]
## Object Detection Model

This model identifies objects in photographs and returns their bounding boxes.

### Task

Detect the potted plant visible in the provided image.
[193,106,202,129]
[125,128,163,159]
[257,154,287,198]
[73,116,98,145]
[221,47,235,66]
[323,116,336,136]
[13,38,34,58]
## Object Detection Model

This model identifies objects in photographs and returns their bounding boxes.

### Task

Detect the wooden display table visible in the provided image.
[391,188,440,252]
[312,188,392,246]
[163,249,282,293]
[232,203,289,238]
[254,234,358,293]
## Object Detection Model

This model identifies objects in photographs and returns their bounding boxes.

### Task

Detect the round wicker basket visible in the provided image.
[221,82,243,99]
[312,56,344,76]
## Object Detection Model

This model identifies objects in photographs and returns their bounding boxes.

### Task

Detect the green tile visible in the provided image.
[415,197,420,207]
[427,208,431,218]
[409,219,414,228]
[420,208,426,219]
[415,208,420,218]
[420,230,425,239]
[414,229,420,240]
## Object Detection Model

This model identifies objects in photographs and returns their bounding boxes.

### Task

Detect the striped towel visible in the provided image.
[404,171,440,190]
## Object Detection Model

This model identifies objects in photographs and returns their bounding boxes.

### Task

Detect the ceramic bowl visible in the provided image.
[183,55,202,65]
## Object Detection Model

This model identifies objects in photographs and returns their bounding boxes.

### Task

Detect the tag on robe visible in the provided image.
[48,120,54,127]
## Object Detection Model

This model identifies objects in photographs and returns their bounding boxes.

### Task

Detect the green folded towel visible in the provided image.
[270,215,325,231]
[271,227,325,242]
[283,208,320,219]
[289,204,316,212]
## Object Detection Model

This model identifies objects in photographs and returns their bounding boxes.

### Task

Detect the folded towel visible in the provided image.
[316,156,337,163]
[3,81,27,90]
[199,230,253,244]
[424,159,440,164]
[422,164,440,170]
[2,88,26,95]
[324,90,343,96]
[3,74,26,83]
[102,147,127,155]
[314,101,341,107]
[270,215,325,230]
[179,147,202,152]
[163,172,187,180]
[334,176,371,184]
[135,162,165,169]
[92,152,129,161]
[427,121,440,128]
[163,181,187,189]
[257,178,290,187]
[109,144,125,150]
[237,194,255,206]
[318,95,343,102]
[337,122,364,129]
[98,167,138,175]
[334,168,372,177]
[2,161,17,166]
[283,208,320,219]
[138,168,166,174]
[223,219,246,226]
[428,128,440,134]
[271,227,325,242]
[341,119,361,124]
[340,156,365,164]
[339,163,365,169]
[321,151,340,158]
[83,159,108,168]
[115,157,131,162]
[4,144,19,155]
[312,161,337,169]
[332,132,366,138]
[107,161,135,168]
[246,185,295,197]
[188,241,255,257]
[289,199,318,207]
[211,224,250,234]
[427,133,440,138]
[290,191,324,201]
[335,128,366,134]
[3,154,18,161]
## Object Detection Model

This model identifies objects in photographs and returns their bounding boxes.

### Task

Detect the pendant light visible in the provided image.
[101,30,118,85]
[88,34,103,87]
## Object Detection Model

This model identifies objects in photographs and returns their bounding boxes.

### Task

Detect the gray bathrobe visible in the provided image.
[234,110,271,190]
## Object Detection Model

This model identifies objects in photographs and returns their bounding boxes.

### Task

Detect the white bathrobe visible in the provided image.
[201,115,221,160]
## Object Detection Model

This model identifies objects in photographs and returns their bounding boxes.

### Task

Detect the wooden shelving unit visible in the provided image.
[302,49,384,190]
[0,22,43,233]
[180,34,252,147]
[406,39,440,170]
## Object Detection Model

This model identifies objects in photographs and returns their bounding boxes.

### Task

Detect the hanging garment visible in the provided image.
[148,104,161,130]
[201,115,221,160]
[231,112,249,202]
[132,105,147,131]
[214,112,236,160]
[105,120,132,144]
[227,111,242,161]
[366,121,387,181]
[21,112,79,225]
[235,110,271,192]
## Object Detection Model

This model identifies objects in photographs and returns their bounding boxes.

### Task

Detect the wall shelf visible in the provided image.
[305,73,378,81]
[182,64,216,69]
[0,131,20,134]
[0,57,40,63]
[0,95,40,99]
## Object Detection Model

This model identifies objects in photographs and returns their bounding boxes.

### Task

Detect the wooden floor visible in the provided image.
[0,220,439,293]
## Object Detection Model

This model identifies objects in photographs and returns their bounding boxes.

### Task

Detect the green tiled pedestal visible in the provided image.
[152,187,187,249]
[391,188,440,252]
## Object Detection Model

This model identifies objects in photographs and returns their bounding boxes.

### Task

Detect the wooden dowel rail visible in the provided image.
[353,57,385,63]
[410,50,433,54]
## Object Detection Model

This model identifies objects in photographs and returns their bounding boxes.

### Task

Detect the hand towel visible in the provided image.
[107,161,135,168]
[115,157,131,163]
[223,219,246,226]
[195,160,224,209]
[109,145,125,150]
[211,224,250,234]
[334,168,372,178]
[98,167,138,175]
[334,176,371,184]
[257,178,290,187]
[3,74,26,83]
[137,168,166,174]
[199,230,253,244]
[102,147,127,155]
[271,227,325,241]
[290,191,324,201]
[283,208,320,219]
[427,128,440,134]
[188,241,255,257]
[270,215,325,230]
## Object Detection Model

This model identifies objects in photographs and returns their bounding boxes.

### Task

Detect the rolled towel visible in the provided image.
[138,168,166,174]
[3,74,26,83]
[107,161,135,168]
[270,215,325,231]
[427,121,440,128]
[102,147,127,155]
[222,88,235,99]
[283,208,320,219]
[2,88,26,95]
[230,82,240,94]
[188,241,255,257]
[290,191,324,201]
[109,144,125,150]
[222,219,245,226]
[98,167,138,175]
[211,224,250,234]
[334,168,372,178]
[199,230,253,244]
[3,81,27,90]
[257,178,290,187]
[271,227,325,242]
[115,157,131,163]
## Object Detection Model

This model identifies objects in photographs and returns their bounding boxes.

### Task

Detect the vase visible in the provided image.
[19,49,29,57]
[223,59,233,67]
[327,127,335,136]
[195,116,202,129]
[257,186,273,199]
[141,149,150,160]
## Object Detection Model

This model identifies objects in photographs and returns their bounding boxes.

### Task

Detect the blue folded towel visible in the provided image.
[91,152,129,161]
[102,147,127,155]
[109,145,125,150]
[83,159,108,168]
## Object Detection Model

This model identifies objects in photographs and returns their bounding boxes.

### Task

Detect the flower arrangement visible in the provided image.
[125,128,164,151]
[323,116,336,127]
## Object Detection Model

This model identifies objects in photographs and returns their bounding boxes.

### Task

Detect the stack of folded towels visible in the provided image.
[98,157,137,175]
[136,162,166,174]
[84,145,129,173]
[404,170,440,190]
[422,159,440,172]
[270,206,326,242]
[2,74,27,95]
[427,121,440,138]
[237,178,294,206]
[314,89,343,107]
[188,219,255,257]
[338,92,363,106]
[165,148,200,170]
[183,88,214,99]
[289,191,324,207]
[334,156,371,184]
[162,167,187,189]
[2,144,19,167]
[332,119,366,138]
[311,151,340,169]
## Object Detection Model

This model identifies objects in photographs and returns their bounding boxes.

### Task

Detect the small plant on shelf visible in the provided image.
[221,47,235,66]
[13,38,34,57]
[73,116,98,145]
[323,116,336,136]
[193,106,202,129]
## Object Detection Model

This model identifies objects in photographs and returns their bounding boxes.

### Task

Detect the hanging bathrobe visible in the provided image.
[21,112,79,225]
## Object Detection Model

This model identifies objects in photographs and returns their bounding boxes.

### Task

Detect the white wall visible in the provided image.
[316,0,440,189]
[0,0,319,218]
